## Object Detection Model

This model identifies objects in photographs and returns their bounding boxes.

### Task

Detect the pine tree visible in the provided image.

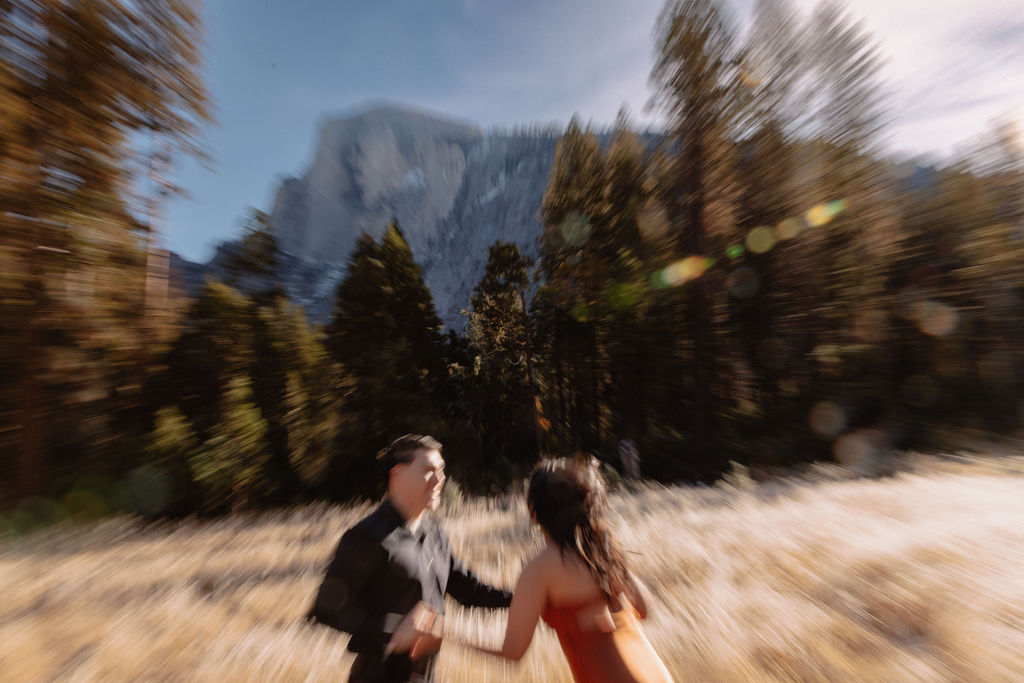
[225,208,281,294]
[599,112,658,444]
[140,406,201,515]
[189,378,272,513]
[324,220,447,497]
[536,119,607,451]
[252,295,342,499]
[465,241,539,483]
[650,0,748,468]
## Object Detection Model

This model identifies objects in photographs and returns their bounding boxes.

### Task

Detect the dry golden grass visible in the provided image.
[2,453,1023,682]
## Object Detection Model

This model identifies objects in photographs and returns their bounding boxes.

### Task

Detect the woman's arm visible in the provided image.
[463,558,547,662]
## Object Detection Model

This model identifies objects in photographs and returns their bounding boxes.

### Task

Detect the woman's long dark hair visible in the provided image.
[528,457,630,600]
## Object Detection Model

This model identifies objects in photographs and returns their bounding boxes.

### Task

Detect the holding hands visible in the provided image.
[386,602,445,660]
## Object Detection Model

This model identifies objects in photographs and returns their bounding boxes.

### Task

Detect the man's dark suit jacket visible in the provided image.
[307,499,512,682]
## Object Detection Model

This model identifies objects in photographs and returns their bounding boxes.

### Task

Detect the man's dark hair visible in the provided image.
[377,434,442,475]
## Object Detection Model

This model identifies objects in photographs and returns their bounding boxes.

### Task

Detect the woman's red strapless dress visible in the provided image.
[541,596,674,683]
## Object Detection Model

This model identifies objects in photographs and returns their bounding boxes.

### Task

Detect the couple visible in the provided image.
[307,434,673,683]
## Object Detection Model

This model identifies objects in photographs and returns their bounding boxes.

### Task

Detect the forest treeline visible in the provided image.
[1,0,1021,522]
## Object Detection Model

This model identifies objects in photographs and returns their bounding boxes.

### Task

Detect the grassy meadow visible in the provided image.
[2,453,1023,682]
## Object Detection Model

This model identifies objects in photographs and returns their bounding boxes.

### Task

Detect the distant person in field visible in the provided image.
[460,457,674,683]
[306,434,512,683]
[618,437,641,481]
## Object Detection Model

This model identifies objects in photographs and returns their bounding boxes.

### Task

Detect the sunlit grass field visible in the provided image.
[2,453,1022,682]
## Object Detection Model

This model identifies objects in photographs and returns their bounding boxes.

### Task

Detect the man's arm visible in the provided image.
[446,551,513,609]
[463,557,546,661]
[306,527,391,654]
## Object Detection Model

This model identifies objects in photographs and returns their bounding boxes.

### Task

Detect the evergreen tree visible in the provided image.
[225,208,281,293]
[537,119,607,451]
[140,406,201,515]
[650,0,748,469]
[465,241,538,484]
[599,112,659,446]
[189,378,272,513]
[324,220,447,497]
[251,295,342,500]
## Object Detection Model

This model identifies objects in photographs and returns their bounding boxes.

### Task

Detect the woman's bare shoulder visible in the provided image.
[512,549,556,604]
[524,546,559,575]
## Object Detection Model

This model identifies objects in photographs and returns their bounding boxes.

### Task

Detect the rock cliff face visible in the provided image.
[267,105,560,327]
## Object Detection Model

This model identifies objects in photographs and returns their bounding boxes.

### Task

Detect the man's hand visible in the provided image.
[410,611,444,660]
[385,603,444,660]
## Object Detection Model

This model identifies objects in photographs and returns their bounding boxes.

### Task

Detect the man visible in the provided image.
[307,434,512,682]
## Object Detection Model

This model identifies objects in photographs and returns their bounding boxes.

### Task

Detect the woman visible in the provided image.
[463,457,674,682]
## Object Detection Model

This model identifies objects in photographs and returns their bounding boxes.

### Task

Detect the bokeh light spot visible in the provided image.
[64,489,108,520]
[726,243,746,259]
[834,431,874,468]
[649,269,669,289]
[739,63,766,87]
[129,465,172,516]
[660,256,708,287]
[805,204,833,227]
[637,201,669,241]
[560,212,591,247]
[810,401,846,437]
[826,199,848,217]
[775,218,803,241]
[728,267,760,299]
[746,226,776,254]
[11,497,68,534]
[608,282,639,310]
[853,309,888,343]
[570,303,589,321]
[914,300,959,336]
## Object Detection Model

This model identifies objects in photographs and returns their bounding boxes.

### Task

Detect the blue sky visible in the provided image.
[166,0,1024,262]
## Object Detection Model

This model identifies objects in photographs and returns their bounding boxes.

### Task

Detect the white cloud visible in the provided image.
[792,0,1024,156]
[530,0,1024,156]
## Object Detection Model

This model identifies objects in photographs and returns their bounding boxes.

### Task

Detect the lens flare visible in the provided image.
[853,309,888,343]
[805,204,832,227]
[739,64,766,87]
[570,302,589,321]
[775,218,803,241]
[129,465,172,515]
[659,256,708,287]
[746,226,776,254]
[63,489,108,519]
[810,401,846,437]
[826,199,848,216]
[11,497,68,534]
[608,282,639,310]
[726,243,746,259]
[728,267,759,299]
[913,300,959,336]
[637,201,670,241]
[833,431,873,468]
[560,212,591,246]
[649,269,669,289]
